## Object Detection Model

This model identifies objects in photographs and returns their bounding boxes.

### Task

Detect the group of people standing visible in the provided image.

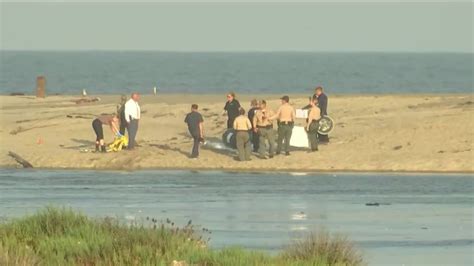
[188,86,328,161]
[92,87,329,161]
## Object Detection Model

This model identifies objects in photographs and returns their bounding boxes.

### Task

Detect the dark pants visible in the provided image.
[190,132,200,158]
[92,119,103,141]
[127,119,139,149]
[318,133,329,143]
[227,117,236,129]
[236,131,251,161]
[119,116,127,135]
[258,127,276,157]
[250,130,260,152]
[277,123,293,154]
[307,121,319,151]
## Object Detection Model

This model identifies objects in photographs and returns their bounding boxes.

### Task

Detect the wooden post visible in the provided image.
[36,76,46,98]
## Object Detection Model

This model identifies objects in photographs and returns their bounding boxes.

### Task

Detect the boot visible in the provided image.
[95,144,100,152]
[101,145,106,153]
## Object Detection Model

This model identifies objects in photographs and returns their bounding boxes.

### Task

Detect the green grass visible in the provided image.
[0,207,364,266]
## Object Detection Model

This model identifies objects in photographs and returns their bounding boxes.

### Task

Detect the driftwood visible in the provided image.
[8,151,33,168]
[73,97,101,104]
[10,124,59,135]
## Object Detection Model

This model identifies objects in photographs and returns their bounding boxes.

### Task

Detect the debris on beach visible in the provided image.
[73,97,101,104]
[10,124,59,135]
[8,151,33,168]
[365,202,391,207]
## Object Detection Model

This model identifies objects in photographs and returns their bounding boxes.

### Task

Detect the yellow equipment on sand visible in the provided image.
[108,135,128,152]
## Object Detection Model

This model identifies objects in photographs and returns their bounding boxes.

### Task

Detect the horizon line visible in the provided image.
[1,49,472,54]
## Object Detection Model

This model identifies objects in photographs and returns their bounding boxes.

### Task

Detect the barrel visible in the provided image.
[222,129,237,149]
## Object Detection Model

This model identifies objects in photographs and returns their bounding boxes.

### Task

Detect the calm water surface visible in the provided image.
[1,52,472,94]
[0,170,472,265]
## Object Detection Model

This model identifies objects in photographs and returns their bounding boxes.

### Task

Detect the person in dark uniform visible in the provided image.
[116,95,127,135]
[315,86,329,144]
[248,99,260,152]
[223,91,241,129]
[302,86,322,110]
[184,104,204,159]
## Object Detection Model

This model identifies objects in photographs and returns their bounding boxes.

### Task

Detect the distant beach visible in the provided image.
[0,93,472,172]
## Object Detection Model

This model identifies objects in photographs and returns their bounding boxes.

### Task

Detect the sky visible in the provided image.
[0,1,472,52]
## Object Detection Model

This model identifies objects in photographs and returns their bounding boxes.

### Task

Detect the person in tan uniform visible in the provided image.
[233,108,253,161]
[253,100,276,159]
[268,95,295,156]
[306,98,321,152]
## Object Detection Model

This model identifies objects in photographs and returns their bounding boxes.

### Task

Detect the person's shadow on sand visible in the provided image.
[60,138,96,150]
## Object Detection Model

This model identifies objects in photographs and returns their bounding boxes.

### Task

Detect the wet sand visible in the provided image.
[0,93,473,172]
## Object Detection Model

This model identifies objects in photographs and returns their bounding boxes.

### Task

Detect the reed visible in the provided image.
[0,207,364,266]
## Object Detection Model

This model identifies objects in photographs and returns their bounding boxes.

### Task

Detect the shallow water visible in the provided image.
[0,169,473,265]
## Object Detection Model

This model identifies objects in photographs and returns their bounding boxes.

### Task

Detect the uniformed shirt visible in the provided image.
[317,93,328,116]
[224,99,241,120]
[184,111,204,135]
[308,106,321,122]
[233,115,252,131]
[248,107,259,128]
[254,109,274,127]
[271,103,295,122]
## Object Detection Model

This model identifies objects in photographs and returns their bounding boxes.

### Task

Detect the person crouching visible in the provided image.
[306,98,321,152]
[184,104,204,159]
[233,108,252,161]
[92,114,120,152]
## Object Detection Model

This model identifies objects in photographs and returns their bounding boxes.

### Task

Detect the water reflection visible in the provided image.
[0,169,473,265]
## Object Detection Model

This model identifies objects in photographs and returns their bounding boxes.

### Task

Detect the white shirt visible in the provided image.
[124,99,141,122]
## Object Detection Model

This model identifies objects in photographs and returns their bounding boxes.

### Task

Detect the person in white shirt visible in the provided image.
[124,92,141,150]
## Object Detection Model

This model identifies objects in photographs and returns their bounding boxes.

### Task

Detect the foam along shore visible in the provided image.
[0,93,472,172]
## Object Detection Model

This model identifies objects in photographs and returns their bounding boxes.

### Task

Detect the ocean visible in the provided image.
[0,51,472,95]
[0,169,472,265]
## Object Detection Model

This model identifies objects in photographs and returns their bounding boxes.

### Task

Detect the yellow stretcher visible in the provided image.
[107,136,128,152]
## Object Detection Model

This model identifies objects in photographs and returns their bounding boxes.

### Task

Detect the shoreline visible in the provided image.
[1,166,472,175]
[1,92,471,97]
[1,93,473,173]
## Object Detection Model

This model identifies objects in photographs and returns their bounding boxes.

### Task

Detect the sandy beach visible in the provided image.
[0,93,472,172]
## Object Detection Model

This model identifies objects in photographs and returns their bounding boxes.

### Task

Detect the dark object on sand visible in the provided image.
[10,92,25,96]
[74,97,101,104]
[365,203,380,206]
[318,116,334,135]
[222,129,237,149]
[365,202,391,206]
[8,151,33,168]
[36,76,46,98]
[393,145,403,150]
